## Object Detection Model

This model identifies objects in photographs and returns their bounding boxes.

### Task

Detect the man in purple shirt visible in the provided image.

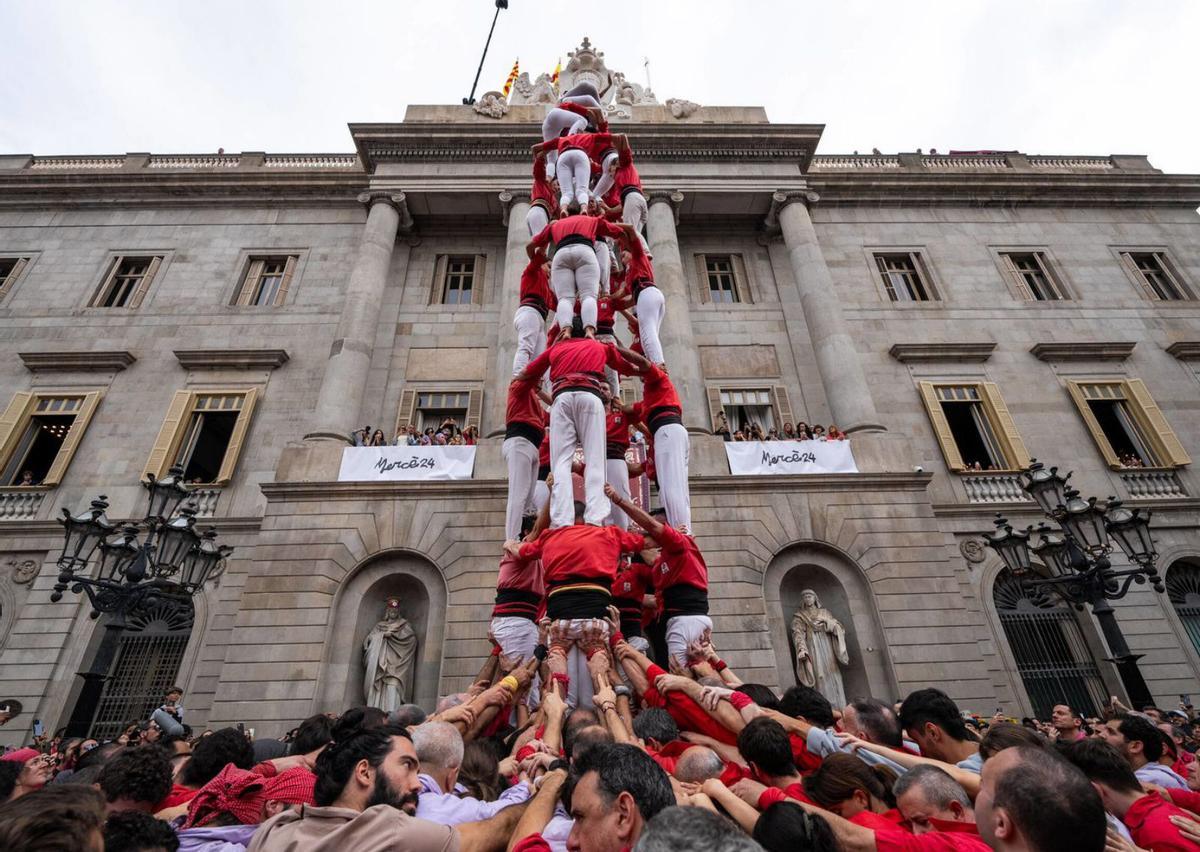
[411,721,531,825]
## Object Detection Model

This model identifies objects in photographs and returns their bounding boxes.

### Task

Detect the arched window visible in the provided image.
[993,570,1107,719]
[86,598,195,740]
[1166,561,1200,659]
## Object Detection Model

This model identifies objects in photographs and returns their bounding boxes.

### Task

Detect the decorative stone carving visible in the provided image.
[9,559,39,585]
[959,540,987,564]
[472,91,509,119]
[510,72,556,106]
[791,590,850,708]
[363,596,418,712]
[666,98,701,119]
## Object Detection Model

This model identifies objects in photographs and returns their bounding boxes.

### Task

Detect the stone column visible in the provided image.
[645,191,709,433]
[305,192,410,443]
[774,191,884,433]
[486,191,532,437]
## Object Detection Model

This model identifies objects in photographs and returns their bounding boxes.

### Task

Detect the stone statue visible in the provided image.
[791,589,850,708]
[667,98,701,119]
[363,597,418,711]
[472,90,509,119]
[530,73,556,104]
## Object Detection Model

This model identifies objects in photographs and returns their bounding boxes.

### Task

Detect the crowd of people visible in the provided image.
[713,415,849,443]
[353,420,480,448]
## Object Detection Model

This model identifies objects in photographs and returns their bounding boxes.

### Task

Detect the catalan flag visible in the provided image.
[551,58,562,87]
[502,58,520,97]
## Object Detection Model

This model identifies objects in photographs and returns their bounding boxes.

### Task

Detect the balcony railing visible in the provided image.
[0,489,46,520]
[188,488,222,518]
[962,473,1030,504]
[1119,469,1187,500]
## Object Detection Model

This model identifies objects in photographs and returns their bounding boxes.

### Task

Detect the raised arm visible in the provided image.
[612,344,650,374]
[604,483,664,539]
[506,768,567,852]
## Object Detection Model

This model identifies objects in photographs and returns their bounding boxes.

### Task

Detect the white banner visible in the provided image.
[724,440,857,476]
[338,446,476,481]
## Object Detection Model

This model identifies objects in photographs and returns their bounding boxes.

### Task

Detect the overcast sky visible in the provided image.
[1,1,1197,172]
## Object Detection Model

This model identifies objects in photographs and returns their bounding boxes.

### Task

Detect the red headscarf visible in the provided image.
[184,764,315,828]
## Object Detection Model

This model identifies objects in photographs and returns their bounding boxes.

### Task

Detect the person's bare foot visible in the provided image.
[585,326,597,339]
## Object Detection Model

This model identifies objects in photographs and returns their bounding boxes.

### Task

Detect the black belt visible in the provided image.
[546,587,612,621]
[538,464,550,480]
[505,421,544,446]
[520,297,548,319]
[597,323,614,335]
[621,185,644,201]
[648,407,683,434]
[607,442,629,460]
[556,233,595,250]
[632,278,656,297]
[663,584,709,617]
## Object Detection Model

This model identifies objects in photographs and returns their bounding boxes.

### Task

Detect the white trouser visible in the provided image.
[555,148,591,210]
[595,240,611,296]
[627,635,651,654]
[636,285,666,365]
[605,457,631,529]
[655,422,691,533]
[502,435,540,541]
[526,204,550,239]
[666,614,713,670]
[513,305,547,376]
[622,191,650,253]
[551,243,600,330]
[552,618,608,709]
[489,616,541,712]
[542,108,588,179]
[549,391,608,527]
[533,478,549,513]
[597,333,618,395]
[561,94,601,109]
[591,151,620,202]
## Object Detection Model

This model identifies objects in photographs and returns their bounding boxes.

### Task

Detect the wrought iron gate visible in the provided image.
[1167,563,1200,660]
[994,571,1108,719]
[88,598,194,740]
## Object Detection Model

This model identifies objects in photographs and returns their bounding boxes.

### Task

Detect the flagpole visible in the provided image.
[464,0,508,106]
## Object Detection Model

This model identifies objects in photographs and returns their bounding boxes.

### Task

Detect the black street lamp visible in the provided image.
[51,466,233,737]
[983,459,1165,712]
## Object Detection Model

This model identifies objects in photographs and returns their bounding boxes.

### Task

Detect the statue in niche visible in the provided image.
[363,597,418,711]
[791,589,850,708]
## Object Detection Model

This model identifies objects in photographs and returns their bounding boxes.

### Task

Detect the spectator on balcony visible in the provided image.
[420,429,433,446]
[732,431,746,442]
[713,411,731,441]
[448,433,464,446]
[368,429,387,447]
[766,427,779,440]
[17,471,36,486]
[782,422,796,440]
[748,423,765,441]
[795,422,812,441]
[463,426,479,446]
[352,426,371,447]
[826,425,847,441]
[811,425,826,440]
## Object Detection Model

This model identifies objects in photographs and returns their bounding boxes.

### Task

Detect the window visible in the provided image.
[874,252,936,302]
[1166,562,1200,661]
[1000,252,1067,301]
[433,255,486,306]
[693,253,751,304]
[0,257,29,297]
[918,382,1029,472]
[1065,380,1190,469]
[143,389,258,485]
[396,387,483,435]
[0,391,104,486]
[1120,251,1192,301]
[706,386,793,435]
[90,256,163,308]
[234,255,297,306]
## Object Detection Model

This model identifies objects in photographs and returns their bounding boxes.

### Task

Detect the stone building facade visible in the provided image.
[1,41,1199,742]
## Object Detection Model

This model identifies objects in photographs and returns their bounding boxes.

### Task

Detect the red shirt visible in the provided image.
[556,131,614,160]
[495,551,543,597]
[506,377,543,430]
[519,259,553,311]
[758,784,816,808]
[1125,794,1200,851]
[653,524,709,594]
[524,337,624,395]
[641,364,681,415]
[876,831,990,852]
[518,524,645,586]
[787,731,825,774]
[647,740,692,776]
[613,558,653,625]
[538,414,551,468]
[530,155,557,211]
[157,783,199,811]
[642,662,738,746]
[850,810,912,837]
[1166,787,1200,816]
[557,99,606,130]
[625,238,654,287]
[531,214,625,251]
[614,145,642,196]
[607,407,631,452]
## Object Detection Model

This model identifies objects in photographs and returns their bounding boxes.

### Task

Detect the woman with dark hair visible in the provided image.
[457,740,503,803]
[979,721,1048,761]
[752,801,839,852]
[802,753,903,835]
[368,429,387,447]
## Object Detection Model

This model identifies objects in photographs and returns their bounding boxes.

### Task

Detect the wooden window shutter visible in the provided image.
[237,259,265,306]
[431,255,449,305]
[1118,252,1155,300]
[92,256,122,307]
[1124,378,1191,467]
[143,390,195,480]
[731,253,751,303]
[275,255,297,305]
[772,385,795,429]
[706,386,724,430]
[396,389,417,432]
[918,381,965,471]
[1064,381,1120,468]
[473,255,487,305]
[693,254,710,304]
[43,391,103,486]
[2,257,28,295]
[980,382,1030,470]
[0,392,34,466]
[1000,253,1032,301]
[216,388,258,484]
[128,256,161,308]
[467,388,483,431]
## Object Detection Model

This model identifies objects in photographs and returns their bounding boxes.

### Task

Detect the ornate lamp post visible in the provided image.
[983,459,1165,711]
[51,466,233,737]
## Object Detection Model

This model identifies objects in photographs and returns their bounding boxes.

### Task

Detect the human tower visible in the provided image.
[493,82,708,710]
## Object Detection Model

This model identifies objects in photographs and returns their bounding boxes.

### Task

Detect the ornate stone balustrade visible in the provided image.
[1028,156,1114,170]
[922,155,1009,170]
[0,489,46,520]
[264,154,359,169]
[810,155,901,170]
[1119,469,1187,499]
[30,156,124,170]
[188,488,222,518]
[148,154,241,169]
[962,473,1030,504]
